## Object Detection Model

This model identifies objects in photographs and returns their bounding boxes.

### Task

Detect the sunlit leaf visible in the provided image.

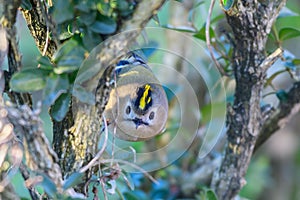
[194,26,215,41]
[221,0,235,11]
[276,16,300,35]
[279,28,300,41]
[53,39,85,63]
[10,68,49,92]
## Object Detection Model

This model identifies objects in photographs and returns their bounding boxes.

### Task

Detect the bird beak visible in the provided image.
[132,117,149,129]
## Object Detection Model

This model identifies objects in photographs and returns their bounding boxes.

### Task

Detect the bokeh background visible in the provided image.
[2,0,300,199]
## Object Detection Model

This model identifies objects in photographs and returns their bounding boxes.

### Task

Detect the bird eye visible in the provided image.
[126,105,131,115]
[149,111,155,120]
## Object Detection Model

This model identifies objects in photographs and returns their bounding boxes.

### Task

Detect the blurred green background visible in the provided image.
[2,0,300,199]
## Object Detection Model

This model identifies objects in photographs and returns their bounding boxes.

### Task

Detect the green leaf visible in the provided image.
[53,39,86,73]
[114,148,136,163]
[201,102,227,124]
[123,191,143,200]
[90,15,117,34]
[52,0,74,24]
[194,26,215,41]
[10,68,49,92]
[37,56,53,70]
[275,16,300,41]
[264,69,286,87]
[292,59,300,65]
[122,172,135,191]
[82,29,102,51]
[116,0,130,10]
[74,1,92,12]
[206,189,218,200]
[152,14,160,25]
[54,65,80,74]
[221,0,235,11]
[78,11,97,26]
[53,39,79,62]
[279,28,300,41]
[59,31,74,41]
[72,85,95,105]
[20,0,32,10]
[38,174,57,198]
[43,74,69,107]
[276,89,289,102]
[276,16,300,29]
[50,92,71,122]
[63,172,84,190]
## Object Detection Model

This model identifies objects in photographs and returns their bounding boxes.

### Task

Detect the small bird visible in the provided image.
[103,52,168,141]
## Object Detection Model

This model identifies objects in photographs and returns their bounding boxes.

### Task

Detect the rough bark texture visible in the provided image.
[211,0,286,199]
[21,0,58,57]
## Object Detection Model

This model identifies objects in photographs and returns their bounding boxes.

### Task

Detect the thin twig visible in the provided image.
[206,0,226,76]
[260,48,283,72]
[111,71,119,166]
[42,26,49,56]
[100,159,158,184]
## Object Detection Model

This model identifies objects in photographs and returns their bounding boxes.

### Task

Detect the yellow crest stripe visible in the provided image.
[139,84,151,110]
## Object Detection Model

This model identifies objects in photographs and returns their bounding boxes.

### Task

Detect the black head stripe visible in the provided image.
[134,84,153,113]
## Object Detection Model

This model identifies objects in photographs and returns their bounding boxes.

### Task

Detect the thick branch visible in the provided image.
[6,103,63,192]
[254,81,300,152]
[21,0,58,57]
[1,0,32,106]
[211,0,286,199]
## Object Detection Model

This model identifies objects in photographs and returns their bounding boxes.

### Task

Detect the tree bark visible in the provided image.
[211,0,286,199]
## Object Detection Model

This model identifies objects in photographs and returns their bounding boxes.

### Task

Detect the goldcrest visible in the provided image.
[103,52,168,141]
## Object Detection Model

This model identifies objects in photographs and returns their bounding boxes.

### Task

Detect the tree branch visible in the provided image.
[254,81,300,152]
[21,0,58,57]
[211,0,287,199]
[6,102,64,192]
